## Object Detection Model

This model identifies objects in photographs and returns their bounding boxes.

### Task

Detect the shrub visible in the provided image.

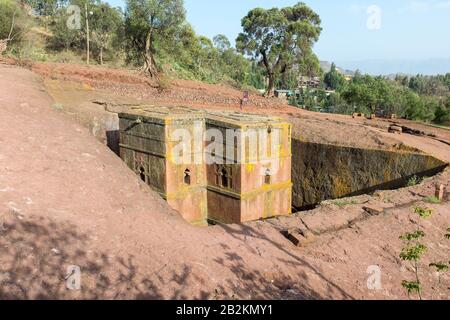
[407,175,421,187]
[156,73,172,92]
[424,196,441,204]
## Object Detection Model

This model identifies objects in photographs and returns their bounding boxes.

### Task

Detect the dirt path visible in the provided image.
[0,64,449,300]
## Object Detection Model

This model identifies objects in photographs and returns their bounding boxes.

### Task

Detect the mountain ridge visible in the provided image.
[331,58,450,76]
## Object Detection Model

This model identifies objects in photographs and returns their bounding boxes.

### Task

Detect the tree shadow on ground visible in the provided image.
[214,223,354,300]
[0,210,209,300]
[0,208,353,300]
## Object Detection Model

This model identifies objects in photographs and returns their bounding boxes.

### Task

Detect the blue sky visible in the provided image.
[106,0,450,73]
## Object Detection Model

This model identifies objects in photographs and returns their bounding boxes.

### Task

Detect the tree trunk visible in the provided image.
[85,3,90,65]
[265,73,275,97]
[261,50,275,97]
[0,40,8,55]
[1,8,15,55]
[100,47,103,65]
[143,30,158,78]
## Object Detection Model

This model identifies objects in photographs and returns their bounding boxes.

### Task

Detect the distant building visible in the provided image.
[343,75,353,82]
[274,90,293,99]
[298,76,321,89]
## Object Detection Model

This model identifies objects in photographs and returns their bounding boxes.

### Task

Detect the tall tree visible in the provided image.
[125,0,185,78]
[90,3,123,65]
[23,0,69,30]
[236,2,322,96]
[323,63,345,90]
[0,0,29,52]
[69,0,98,64]
[48,6,81,52]
[297,47,322,79]
[23,0,61,16]
[213,34,231,52]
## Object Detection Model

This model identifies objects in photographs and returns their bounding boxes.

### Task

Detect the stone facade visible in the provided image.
[291,139,448,209]
[119,106,292,225]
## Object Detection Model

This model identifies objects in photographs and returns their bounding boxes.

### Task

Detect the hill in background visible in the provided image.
[334,58,450,76]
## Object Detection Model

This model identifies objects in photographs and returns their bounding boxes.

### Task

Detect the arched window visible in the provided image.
[220,168,228,188]
[133,153,148,184]
[139,166,146,183]
[216,165,232,189]
[184,169,191,185]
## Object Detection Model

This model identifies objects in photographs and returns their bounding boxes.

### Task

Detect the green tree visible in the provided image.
[340,80,376,114]
[90,3,123,64]
[192,36,221,82]
[48,6,81,52]
[64,0,100,64]
[23,0,62,16]
[394,74,409,86]
[23,0,69,30]
[400,206,449,300]
[399,206,432,300]
[323,63,344,90]
[297,48,322,79]
[236,2,322,96]
[409,75,427,94]
[444,73,450,88]
[212,34,231,52]
[0,0,29,52]
[403,91,422,120]
[433,95,450,123]
[124,0,185,78]
[246,61,265,89]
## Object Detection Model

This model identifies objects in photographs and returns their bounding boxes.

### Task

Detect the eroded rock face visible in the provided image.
[292,139,448,209]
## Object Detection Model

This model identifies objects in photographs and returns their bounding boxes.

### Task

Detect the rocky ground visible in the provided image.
[0,61,449,300]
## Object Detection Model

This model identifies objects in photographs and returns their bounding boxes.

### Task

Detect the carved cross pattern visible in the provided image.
[216,165,233,189]
[133,153,149,183]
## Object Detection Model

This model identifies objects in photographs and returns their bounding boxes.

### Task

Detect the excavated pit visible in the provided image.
[291,139,448,211]
[77,108,448,219]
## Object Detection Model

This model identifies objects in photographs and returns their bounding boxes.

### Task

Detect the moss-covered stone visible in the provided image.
[292,139,448,209]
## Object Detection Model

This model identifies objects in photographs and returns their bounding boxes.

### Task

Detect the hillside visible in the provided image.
[0,61,449,299]
[25,59,449,153]
[320,61,354,76]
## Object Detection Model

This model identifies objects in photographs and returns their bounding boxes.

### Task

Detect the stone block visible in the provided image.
[388,125,403,134]
[435,184,445,201]
[363,205,384,216]
[283,229,316,247]
[119,107,292,225]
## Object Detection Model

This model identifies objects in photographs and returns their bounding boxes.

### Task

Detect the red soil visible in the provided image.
[27,60,450,157]
[0,61,449,300]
